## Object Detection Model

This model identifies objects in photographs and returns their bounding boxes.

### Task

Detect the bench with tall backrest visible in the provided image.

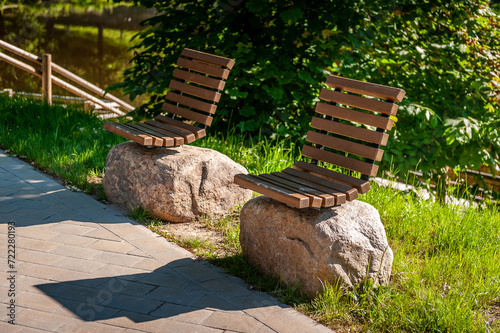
[104,48,235,147]
[234,75,405,209]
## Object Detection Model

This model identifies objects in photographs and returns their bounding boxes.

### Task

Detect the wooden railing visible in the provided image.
[0,39,134,117]
[408,166,499,203]
[447,166,499,201]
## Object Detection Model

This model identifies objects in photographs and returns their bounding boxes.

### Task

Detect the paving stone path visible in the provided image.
[0,149,333,333]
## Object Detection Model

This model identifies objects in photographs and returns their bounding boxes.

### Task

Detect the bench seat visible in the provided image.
[235,75,405,209]
[104,48,234,147]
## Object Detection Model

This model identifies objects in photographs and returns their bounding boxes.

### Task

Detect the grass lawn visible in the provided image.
[1,96,499,332]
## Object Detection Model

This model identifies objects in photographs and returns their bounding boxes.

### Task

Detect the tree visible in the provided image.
[114,0,500,199]
[338,0,500,197]
[111,0,368,137]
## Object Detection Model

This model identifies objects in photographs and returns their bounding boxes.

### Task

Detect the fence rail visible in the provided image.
[0,39,134,117]
[448,166,499,199]
[408,166,499,203]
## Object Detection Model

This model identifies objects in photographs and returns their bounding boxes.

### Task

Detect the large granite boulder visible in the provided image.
[239,196,393,297]
[103,142,252,222]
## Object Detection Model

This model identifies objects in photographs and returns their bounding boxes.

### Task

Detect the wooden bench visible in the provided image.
[235,75,406,209]
[104,48,235,147]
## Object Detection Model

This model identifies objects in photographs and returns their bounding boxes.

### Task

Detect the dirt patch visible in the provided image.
[87,175,103,186]
[156,219,237,258]
[162,220,225,245]
[487,302,500,329]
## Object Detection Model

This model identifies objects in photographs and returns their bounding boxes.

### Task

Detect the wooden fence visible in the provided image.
[409,166,499,203]
[447,166,500,201]
[0,39,134,117]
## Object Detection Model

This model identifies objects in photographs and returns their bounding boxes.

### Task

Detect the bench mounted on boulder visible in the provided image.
[104,48,235,147]
[235,75,405,209]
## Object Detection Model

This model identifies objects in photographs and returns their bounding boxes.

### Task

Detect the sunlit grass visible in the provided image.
[0,96,126,194]
[192,129,302,174]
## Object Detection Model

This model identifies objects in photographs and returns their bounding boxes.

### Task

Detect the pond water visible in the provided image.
[0,4,155,107]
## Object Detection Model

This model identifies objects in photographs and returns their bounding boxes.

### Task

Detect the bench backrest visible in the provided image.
[302,75,406,178]
[162,48,235,127]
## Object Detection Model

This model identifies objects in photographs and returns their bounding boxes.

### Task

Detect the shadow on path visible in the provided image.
[36,258,285,323]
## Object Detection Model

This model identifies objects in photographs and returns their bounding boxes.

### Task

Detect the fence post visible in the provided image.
[42,54,52,105]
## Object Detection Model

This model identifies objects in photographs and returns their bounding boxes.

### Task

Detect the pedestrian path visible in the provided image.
[0,149,333,333]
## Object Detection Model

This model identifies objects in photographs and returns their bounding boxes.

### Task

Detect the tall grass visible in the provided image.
[1,97,499,332]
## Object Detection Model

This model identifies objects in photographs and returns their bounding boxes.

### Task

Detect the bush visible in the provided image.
[339,0,500,183]
[113,0,500,196]
[110,0,368,138]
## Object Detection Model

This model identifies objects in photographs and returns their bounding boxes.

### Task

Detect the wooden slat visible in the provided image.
[136,124,176,146]
[302,145,379,177]
[121,123,163,147]
[144,120,196,144]
[270,172,339,206]
[105,48,234,148]
[177,57,230,79]
[259,174,323,208]
[162,103,213,126]
[103,122,154,146]
[234,174,310,209]
[173,69,226,90]
[123,123,164,146]
[135,123,182,146]
[306,131,384,161]
[169,80,221,102]
[310,117,388,146]
[154,115,206,139]
[315,102,394,130]
[319,90,398,116]
[124,123,166,146]
[293,161,371,194]
[181,48,235,69]
[165,91,217,114]
[280,168,354,202]
[326,75,406,102]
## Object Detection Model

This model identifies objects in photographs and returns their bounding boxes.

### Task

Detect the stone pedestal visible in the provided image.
[103,142,252,222]
[239,196,393,297]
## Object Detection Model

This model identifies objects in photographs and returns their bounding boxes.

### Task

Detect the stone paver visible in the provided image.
[17,308,68,331]
[49,243,103,260]
[0,149,334,332]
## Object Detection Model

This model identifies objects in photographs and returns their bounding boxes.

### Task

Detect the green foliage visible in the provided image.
[111,0,367,137]
[201,205,242,252]
[114,0,500,195]
[339,0,500,182]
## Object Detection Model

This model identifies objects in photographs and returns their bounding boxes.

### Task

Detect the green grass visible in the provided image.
[0,96,125,197]
[1,97,499,332]
[200,205,243,252]
[309,183,500,332]
[192,129,302,174]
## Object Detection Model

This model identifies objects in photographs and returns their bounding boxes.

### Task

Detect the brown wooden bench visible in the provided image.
[234,75,406,209]
[103,48,235,147]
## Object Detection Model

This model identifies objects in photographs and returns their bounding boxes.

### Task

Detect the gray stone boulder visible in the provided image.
[103,142,252,222]
[239,196,393,297]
